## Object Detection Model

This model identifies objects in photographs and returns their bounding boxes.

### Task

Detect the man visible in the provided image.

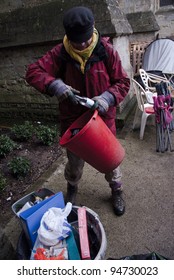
[26,6,130,216]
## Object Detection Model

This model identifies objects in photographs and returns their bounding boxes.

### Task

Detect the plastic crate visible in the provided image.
[11,188,54,217]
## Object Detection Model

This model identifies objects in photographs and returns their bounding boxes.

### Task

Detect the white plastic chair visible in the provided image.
[139,68,168,93]
[132,78,155,140]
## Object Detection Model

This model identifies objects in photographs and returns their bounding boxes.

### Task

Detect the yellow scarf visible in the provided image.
[63,28,99,74]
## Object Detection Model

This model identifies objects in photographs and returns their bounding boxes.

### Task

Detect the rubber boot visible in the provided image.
[110,183,125,216]
[66,183,78,205]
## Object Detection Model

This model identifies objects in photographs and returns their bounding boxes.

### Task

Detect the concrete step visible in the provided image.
[116,96,136,129]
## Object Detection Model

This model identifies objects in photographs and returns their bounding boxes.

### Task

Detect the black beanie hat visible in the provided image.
[63,6,94,43]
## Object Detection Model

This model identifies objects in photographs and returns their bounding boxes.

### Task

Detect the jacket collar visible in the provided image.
[60,33,108,65]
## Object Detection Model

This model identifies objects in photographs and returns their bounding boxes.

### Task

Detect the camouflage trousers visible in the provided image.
[64,149,122,188]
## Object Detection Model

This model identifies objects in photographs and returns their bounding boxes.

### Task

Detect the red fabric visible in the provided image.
[145,107,155,114]
[26,37,130,135]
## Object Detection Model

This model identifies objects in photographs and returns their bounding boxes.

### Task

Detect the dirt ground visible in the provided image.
[0,127,62,228]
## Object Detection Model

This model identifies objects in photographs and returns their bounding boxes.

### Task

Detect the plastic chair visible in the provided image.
[139,68,168,93]
[132,78,155,140]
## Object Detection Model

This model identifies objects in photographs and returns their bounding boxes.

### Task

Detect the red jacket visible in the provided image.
[26,37,130,135]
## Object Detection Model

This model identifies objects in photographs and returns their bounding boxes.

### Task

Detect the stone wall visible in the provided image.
[119,0,174,40]
[0,1,120,48]
[155,4,174,38]
[0,43,59,121]
[0,0,173,123]
[0,0,132,122]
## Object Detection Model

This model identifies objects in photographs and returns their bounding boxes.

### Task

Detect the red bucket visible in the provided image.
[59,110,125,173]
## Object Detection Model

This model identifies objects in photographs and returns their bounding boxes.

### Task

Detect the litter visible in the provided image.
[12,189,107,260]
[16,201,33,216]
[19,191,65,247]
[37,203,72,246]
[34,247,67,260]
[71,128,80,137]
[66,227,81,260]
[31,236,68,260]
[12,188,54,216]
[74,94,96,109]
[78,207,91,260]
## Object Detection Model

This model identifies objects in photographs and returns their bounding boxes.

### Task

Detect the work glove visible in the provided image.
[92,91,116,115]
[48,79,79,105]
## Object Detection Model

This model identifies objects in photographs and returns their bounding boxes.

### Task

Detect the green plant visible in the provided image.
[35,125,58,146]
[0,135,17,157]
[0,171,6,192]
[11,121,34,141]
[8,156,31,178]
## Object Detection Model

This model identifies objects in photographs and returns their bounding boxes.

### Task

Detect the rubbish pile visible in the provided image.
[12,188,107,260]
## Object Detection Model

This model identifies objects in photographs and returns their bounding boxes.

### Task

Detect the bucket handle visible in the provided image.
[92,110,98,120]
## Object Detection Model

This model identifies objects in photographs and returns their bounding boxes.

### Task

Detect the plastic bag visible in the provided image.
[38,202,72,246]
